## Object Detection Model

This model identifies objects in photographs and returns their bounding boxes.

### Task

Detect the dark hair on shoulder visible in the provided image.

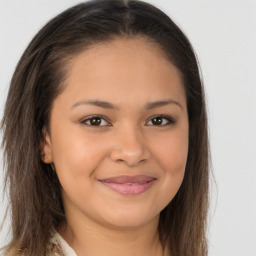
[1,1,209,255]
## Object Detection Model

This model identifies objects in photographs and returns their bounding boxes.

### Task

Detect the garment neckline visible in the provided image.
[50,231,77,256]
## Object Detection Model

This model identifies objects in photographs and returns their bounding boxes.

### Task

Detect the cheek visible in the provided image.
[51,130,109,208]
[164,138,188,174]
[150,128,188,199]
[152,128,188,172]
[50,126,109,183]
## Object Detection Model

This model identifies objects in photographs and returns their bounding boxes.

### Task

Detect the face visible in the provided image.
[42,38,189,229]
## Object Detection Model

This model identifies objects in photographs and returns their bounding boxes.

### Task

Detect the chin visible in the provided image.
[97,210,160,230]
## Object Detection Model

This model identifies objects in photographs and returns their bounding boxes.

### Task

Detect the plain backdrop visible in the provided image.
[0,1,255,256]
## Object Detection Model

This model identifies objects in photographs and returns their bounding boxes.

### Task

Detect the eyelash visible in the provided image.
[146,115,175,126]
[81,115,111,127]
[80,115,175,127]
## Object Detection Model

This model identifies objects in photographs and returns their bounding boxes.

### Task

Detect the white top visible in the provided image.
[50,232,77,256]
[49,231,169,256]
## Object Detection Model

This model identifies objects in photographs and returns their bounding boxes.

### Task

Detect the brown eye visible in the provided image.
[146,115,175,126]
[90,117,102,125]
[81,116,110,126]
[152,117,164,125]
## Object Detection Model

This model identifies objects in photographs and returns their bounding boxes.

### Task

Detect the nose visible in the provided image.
[110,125,151,167]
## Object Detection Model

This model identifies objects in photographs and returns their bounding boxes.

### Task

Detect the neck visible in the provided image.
[59,214,163,256]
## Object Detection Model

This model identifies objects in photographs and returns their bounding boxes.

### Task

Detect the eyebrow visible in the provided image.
[145,99,183,110]
[71,99,183,110]
[72,100,119,110]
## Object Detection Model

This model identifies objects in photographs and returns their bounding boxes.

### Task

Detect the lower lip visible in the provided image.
[100,180,156,195]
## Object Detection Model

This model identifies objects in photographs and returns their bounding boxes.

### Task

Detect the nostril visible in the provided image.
[109,128,151,166]
[117,159,147,167]
[110,145,150,167]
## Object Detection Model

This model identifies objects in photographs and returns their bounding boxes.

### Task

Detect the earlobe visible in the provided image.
[41,127,53,163]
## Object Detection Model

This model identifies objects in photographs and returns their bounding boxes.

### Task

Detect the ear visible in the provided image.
[41,127,53,163]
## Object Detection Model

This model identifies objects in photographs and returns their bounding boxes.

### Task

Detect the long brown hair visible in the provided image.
[1,1,209,255]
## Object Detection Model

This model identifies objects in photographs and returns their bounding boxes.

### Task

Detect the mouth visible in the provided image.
[99,175,156,195]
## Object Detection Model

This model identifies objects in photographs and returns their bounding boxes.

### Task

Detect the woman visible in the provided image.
[1,0,209,255]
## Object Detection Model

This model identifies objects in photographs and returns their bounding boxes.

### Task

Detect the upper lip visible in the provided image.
[99,175,156,184]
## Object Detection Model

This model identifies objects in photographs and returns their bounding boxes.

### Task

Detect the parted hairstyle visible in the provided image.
[1,0,209,256]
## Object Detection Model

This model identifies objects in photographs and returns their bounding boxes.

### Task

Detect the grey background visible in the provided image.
[0,1,256,255]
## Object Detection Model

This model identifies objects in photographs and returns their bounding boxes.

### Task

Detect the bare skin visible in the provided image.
[42,37,189,256]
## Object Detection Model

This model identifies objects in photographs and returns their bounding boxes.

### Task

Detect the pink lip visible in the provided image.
[99,175,156,195]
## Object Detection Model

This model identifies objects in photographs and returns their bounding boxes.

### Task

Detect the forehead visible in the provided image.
[58,37,186,107]
[66,36,178,78]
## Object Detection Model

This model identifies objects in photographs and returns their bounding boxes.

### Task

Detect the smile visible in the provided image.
[99,175,156,195]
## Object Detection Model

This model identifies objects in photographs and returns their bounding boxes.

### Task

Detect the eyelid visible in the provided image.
[145,115,176,126]
[80,114,175,127]
[80,115,112,126]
